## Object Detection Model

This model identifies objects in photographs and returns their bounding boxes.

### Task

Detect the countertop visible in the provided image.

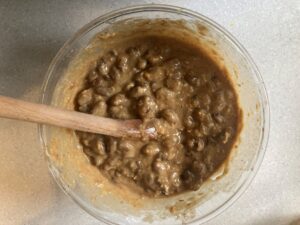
[0,1,299,225]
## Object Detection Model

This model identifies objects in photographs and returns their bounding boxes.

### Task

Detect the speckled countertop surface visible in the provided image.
[0,1,299,225]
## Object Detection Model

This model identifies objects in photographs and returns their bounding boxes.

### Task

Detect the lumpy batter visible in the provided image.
[74,35,240,197]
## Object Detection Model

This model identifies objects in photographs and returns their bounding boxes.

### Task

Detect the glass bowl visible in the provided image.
[39,4,269,225]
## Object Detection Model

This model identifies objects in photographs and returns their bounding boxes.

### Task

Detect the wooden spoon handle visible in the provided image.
[0,95,142,138]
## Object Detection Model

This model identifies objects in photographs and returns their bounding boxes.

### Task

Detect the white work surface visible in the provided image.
[0,1,299,225]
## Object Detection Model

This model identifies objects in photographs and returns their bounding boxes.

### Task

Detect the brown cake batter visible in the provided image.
[74,35,241,197]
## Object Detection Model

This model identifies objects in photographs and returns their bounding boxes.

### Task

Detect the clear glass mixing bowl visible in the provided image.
[39,4,269,225]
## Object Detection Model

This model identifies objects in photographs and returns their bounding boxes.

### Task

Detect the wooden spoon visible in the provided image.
[0,95,155,138]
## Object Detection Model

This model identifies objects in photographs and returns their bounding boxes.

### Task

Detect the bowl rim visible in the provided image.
[38,4,270,225]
